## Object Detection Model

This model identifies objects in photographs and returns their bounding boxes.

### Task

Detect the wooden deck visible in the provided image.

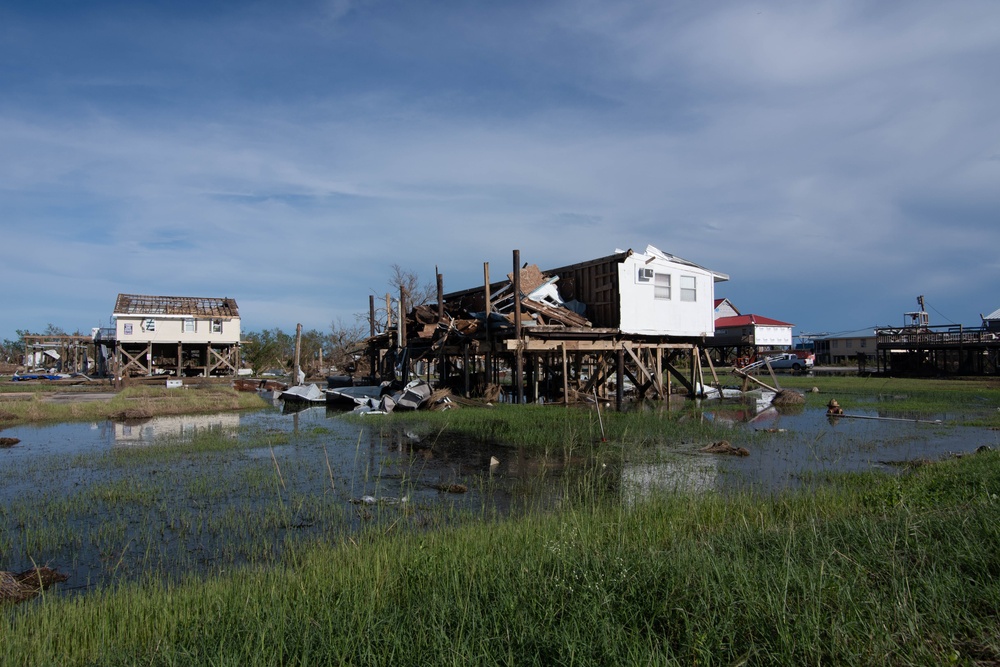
[875,325,1000,375]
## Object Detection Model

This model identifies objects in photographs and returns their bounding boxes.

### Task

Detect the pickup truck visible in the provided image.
[765,353,814,371]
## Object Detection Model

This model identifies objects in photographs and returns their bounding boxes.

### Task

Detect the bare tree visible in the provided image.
[389,264,435,307]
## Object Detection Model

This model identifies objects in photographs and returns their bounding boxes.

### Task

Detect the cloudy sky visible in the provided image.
[2,0,998,342]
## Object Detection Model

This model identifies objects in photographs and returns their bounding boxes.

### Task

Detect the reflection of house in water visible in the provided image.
[113,413,241,445]
[620,451,721,503]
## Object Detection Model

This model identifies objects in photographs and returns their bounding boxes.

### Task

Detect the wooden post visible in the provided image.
[437,269,445,388]
[398,287,408,382]
[616,346,625,411]
[483,262,492,385]
[513,249,524,404]
[562,343,569,405]
[294,323,302,385]
[369,295,377,382]
[463,343,470,397]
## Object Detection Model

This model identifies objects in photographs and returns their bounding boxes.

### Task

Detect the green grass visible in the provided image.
[2,450,998,666]
[0,385,268,427]
[363,402,734,453]
[753,374,1000,425]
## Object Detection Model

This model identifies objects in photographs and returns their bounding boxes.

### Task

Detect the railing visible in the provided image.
[876,324,998,347]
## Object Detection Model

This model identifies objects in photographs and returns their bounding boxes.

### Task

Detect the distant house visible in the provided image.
[708,299,795,364]
[98,294,241,378]
[814,333,875,365]
[982,308,1000,333]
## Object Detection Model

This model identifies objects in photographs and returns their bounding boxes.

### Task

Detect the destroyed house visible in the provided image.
[97,294,241,378]
[446,245,728,338]
[365,245,729,405]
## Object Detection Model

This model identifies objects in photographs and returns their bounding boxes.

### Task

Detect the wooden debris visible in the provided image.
[700,440,750,456]
[1,567,68,604]
[520,298,591,328]
[506,264,549,294]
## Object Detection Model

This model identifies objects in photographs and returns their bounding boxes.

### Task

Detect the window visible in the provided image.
[143,319,156,332]
[860,339,866,348]
[680,275,697,302]
[184,319,196,333]
[654,273,671,300]
[212,319,223,334]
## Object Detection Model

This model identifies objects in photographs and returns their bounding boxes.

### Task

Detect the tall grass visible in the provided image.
[3,450,998,666]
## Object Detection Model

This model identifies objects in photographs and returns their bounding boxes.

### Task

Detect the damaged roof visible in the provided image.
[113,294,240,318]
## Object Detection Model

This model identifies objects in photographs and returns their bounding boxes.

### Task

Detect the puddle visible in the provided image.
[1,400,996,597]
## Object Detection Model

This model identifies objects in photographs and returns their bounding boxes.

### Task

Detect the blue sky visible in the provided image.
[2,0,998,342]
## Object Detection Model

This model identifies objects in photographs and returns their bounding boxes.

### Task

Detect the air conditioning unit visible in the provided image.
[638,267,654,281]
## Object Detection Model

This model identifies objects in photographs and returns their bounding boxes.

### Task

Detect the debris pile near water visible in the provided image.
[1,567,68,604]
[0,437,19,448]
[700,440,750,456]
[772,389,805,406]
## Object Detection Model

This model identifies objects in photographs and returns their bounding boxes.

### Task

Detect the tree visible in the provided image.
[326,317,367,374]
[372,264,436,332]
[241,328,295,375]
[389,264,435,308]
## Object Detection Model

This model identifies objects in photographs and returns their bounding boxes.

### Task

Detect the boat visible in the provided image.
[278,383,326,404]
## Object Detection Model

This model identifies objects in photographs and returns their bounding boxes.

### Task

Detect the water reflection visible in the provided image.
[113,413,242,446]
[1,400,997,599]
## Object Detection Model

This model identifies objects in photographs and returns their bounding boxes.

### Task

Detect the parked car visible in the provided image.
[766,353,814,371]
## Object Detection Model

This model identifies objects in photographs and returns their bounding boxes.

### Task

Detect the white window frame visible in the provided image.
[184,318,196,333]
[680,275,697,302]
[211,319,223,334]
[654,273,671,300]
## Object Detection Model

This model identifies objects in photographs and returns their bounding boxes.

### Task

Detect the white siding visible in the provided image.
[754,326,792,347]
[116,316,241,344]
[617,253,718,337]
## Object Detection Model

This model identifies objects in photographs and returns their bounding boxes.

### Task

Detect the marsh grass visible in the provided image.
[3,451,998,666]
[378,403,733,454]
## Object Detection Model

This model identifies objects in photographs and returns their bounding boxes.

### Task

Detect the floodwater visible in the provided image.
[1,397,997,597]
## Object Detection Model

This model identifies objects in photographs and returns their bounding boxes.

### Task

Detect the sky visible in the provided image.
[2,0,998,343]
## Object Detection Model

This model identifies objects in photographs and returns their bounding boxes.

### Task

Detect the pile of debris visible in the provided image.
[1,567,68,605]
[352,380,495,415]
[700,440,750,456]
